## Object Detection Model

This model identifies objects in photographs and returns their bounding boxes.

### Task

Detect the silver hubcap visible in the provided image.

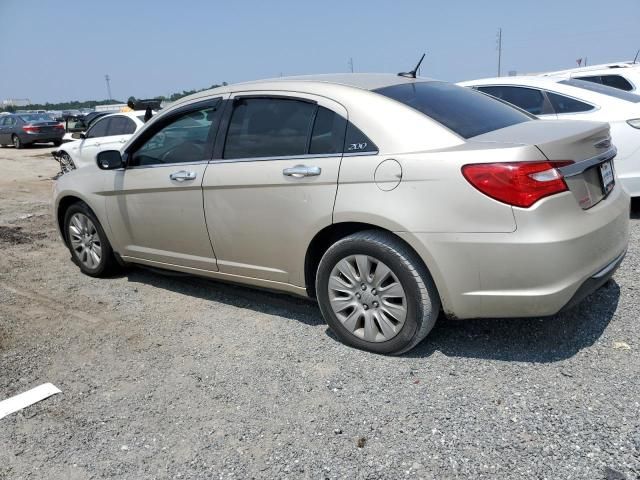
[68,213,102,269]
[328,255,407,342]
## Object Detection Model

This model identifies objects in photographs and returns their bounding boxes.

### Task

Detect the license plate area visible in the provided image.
[599,160,615,195]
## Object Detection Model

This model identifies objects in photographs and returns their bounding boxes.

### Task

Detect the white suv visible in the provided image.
[538,61,640,94]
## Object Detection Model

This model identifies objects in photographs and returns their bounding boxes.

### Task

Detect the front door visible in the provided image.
[105,98,226,270]
[202,93,348,286]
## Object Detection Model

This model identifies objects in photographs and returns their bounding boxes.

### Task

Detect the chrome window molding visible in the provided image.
[126,160,211,170]
[210,151,378,164]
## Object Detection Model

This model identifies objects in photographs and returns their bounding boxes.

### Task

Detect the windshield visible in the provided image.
[18,113,54,123]
[559,79,640,103]
[374,81,532,139]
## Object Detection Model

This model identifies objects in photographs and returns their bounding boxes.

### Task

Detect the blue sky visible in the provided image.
[1,0,638,103]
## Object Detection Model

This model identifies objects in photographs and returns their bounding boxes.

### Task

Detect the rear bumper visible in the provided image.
[560,249,625,312]
[397,184,630,319]
[19,131,64,143]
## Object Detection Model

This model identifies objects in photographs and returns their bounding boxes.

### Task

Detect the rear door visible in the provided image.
[202,93,348,285]
[104,97,226,270]
[99,115,138,150]
[75,117,111,166]
[0,117,11,143]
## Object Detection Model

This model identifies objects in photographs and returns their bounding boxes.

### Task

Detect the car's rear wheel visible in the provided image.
[316,230,440,355]
[12,135,23,149]
[64,202,119,277]
[53,140,62,147]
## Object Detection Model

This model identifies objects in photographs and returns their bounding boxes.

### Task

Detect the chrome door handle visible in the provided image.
[283,165,321,178]
[120,138,127,143]
[169,170,197,181]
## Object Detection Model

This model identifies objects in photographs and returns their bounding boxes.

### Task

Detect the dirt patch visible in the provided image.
[0,225,47,245]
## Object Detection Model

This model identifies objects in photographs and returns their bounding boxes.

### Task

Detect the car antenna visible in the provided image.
[633,49,640,64]
[398,53,426,78]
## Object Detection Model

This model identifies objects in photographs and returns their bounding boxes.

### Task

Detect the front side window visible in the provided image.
[224,98,316,159]
[129,103,220,167]
[86,118,110,138]
[375,82,531,139]
[546,92,594,114]
[476,85,546,115]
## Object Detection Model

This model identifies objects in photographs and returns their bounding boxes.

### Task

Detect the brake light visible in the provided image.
[54,123,65,130]
[22,125,40,133]
[461,161,573,208]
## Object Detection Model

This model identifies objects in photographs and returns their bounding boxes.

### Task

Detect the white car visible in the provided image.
[458,76,640,196]
[537,61,640,93]
[53,111,148,172]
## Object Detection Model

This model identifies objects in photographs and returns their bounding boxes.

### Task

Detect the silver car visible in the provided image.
[52,74,629,354]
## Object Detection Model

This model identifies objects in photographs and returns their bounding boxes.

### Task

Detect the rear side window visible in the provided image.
[559,79,640,102]
[309,106,347,155]
[476,86,546,115]
[375,81,531,139]
[86,118,110,138]
[224,98,316,159]
[546,92,594,114]
[576,74,634,91]
[344,123,377,153]
[108,116,137,135]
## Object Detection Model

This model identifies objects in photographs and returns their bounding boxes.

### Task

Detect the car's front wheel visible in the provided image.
[64,202,119,277]
[316,230,440,355]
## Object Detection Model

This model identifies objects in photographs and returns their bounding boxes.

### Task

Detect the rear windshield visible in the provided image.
[18,113,54,122]
[374,81,532,139]
[559,79,640,103]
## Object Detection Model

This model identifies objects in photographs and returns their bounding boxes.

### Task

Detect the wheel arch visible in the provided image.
[304,222,438,300]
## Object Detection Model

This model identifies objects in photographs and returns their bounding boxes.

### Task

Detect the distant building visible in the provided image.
[95,103,127,112]
[2,98,31,107]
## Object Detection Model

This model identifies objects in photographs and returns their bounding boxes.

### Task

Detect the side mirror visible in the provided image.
[71,132,86,139]
[97,150,124,170]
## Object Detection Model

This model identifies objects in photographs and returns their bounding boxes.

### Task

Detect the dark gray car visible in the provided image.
[0,113,65,148]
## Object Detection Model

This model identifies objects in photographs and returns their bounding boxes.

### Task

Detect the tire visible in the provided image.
[12,135,23,149]
[63,202,119,277]
[316,230,440,355]
[53,140,62,147]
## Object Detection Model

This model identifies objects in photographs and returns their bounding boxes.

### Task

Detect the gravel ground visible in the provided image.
[0,146,638,480]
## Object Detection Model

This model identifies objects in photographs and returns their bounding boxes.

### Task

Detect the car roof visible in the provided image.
[174,73,437,106]
[536,61,640,76]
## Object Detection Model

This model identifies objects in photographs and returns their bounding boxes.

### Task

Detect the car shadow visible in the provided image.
[125,267,325,327]
[123,266,619,363]
[406,280,620,362]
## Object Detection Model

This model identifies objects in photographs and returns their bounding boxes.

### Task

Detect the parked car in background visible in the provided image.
[0,112,65,148]
[538,61,640,93]
[53,74,629,354]
[53,111,149,173]
[458,76,640,197]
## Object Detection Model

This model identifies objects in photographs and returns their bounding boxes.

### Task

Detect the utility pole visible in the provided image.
[104,74,112,101]
[496,28,502,77]
[348,57,354,73]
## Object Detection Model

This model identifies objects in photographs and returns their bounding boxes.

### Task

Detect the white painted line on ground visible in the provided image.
[0,383,62,420]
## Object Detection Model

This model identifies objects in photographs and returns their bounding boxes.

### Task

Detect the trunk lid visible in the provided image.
[471,119,616,209]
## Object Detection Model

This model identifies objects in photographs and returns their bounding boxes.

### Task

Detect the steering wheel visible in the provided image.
[159,142,204,164]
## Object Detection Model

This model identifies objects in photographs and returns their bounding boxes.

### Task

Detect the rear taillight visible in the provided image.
[461,161,573,208]
[54,123,65,130]
[22,125,40,133]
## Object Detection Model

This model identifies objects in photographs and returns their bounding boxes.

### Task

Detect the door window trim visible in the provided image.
[123,97,223,169]
[211,93,378,163]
